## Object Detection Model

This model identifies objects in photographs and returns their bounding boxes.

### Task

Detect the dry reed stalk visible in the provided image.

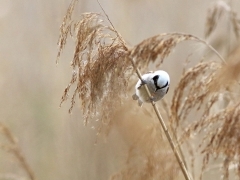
[208,46,240,94]
[57,1,194,178]
[58,1,240,179]
[57,11,130,129]
[129,57,192,180]
[110,107,181,180]
[57,0,79,63]
[0,122,35,180]
[171,45,240,179]
[205,0,240,38]
[131,32,226,68]
[171,61,221,127]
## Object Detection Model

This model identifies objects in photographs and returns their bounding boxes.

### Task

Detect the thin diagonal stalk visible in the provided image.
[0,123,36,180]
[161,99,188,171]
[161,32,226,64]
[129,57,192,180]
[97,1,192,179]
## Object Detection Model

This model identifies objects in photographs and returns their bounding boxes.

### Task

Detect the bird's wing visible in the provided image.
[136,73,152,89]
[137,83,143,89]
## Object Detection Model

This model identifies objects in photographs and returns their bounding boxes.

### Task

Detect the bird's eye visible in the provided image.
[153,75,160,91]
[153,75,159,81]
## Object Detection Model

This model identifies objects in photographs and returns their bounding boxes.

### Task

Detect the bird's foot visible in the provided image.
[149,96,155,104]
[138,100,143,107]
[138,80,147,89]
[132,94,139,100]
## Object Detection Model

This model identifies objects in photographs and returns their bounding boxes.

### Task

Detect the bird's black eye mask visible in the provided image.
[153,75,169,92]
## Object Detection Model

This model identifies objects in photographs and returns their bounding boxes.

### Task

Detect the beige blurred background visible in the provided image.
[0,0,239,180]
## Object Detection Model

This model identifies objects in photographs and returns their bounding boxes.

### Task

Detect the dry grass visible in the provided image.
[57,9,225,129]
[170,61,221,127]
[57,9,131,131]
[208,46,240,93]
[56,0,240,180]
[0,122,35,180]
[109,104,181,180]
[176,46,240,179]
[205,0,240,38]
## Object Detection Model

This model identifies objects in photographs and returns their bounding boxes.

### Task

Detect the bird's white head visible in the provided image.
[151,70,170,92]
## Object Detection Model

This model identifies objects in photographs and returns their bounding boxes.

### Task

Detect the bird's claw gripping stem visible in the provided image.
[149,96,155,103]
[140,79,147,86]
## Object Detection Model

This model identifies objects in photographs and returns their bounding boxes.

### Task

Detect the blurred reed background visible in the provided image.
[1,0,240,180]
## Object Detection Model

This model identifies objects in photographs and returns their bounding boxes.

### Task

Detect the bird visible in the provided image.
[132,70,170,106]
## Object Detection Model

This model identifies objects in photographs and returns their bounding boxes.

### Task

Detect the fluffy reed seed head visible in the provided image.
[57,1,240,179]
[205,0,240,38]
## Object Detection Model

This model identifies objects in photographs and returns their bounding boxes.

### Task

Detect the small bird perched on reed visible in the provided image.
[132,70,170,106]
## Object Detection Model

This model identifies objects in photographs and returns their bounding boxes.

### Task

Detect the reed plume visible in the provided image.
[57,0,240,179]
[0,122,36,180]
